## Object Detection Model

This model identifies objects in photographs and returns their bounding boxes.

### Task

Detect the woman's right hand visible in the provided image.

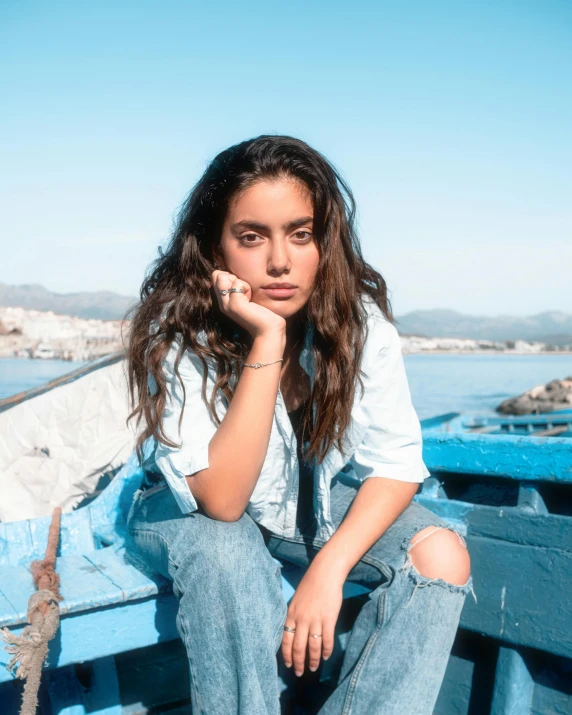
[211,270,287,339]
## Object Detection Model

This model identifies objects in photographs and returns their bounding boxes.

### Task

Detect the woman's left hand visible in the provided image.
[281,557,345,676]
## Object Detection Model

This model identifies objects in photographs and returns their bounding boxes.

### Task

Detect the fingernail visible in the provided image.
[295,670,302,677]
[323,655,330,660]
[309,666,317,672]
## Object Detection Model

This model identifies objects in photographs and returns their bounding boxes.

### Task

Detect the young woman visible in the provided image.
[124,134,477,715]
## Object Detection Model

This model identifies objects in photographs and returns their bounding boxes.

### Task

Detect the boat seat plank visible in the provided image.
[0,594,181,684]
[0,550,161,627]
[0,589,18,627]
[0,509,96,568]
[0,521,34,568]
[83,546,171,598]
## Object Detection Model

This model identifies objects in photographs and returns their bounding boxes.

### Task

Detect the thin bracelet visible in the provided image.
[243,358,284,369]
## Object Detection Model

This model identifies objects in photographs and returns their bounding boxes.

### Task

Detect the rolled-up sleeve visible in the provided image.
[151,338,221,514]
[350,317,430,484]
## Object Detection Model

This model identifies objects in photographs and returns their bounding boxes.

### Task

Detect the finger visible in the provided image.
[292,620,309,676]
[227,276,251,302]
[281,620,296,668]
[321,618,335,662]
[213,272,250,304]
[212,271,235,310]
[307,621,323,672]
[212,269,234,292]
[211,268,229,286]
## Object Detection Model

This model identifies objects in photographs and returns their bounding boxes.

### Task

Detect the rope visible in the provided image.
[1,506,63,715]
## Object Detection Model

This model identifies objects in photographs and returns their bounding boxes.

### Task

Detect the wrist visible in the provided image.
[310,545,351,585]
[252,331,286,352]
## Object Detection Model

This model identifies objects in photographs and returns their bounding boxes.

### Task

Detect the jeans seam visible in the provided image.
[341,586,388,715]
[273,601,288,652]
[176,600,206,714]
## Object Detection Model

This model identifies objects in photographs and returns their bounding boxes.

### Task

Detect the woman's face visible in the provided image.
[217,177,320,321]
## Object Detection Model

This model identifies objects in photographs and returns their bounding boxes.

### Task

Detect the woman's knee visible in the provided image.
[407,526,471,586]
[171,508,272,577]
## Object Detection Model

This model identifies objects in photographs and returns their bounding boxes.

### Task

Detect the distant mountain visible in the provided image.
[394,309,572,346]
[0,283,138,321]
[0,283,570,344]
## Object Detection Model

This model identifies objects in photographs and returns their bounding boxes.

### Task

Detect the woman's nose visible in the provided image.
[268,241,290,269]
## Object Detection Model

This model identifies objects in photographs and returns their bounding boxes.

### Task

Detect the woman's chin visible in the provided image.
[256,298,305,320]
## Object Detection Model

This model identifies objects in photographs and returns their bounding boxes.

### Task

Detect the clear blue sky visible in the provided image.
[1,0,570,316]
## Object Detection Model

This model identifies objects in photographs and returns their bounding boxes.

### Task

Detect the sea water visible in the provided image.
[1,353,571,421]
[0,357,89,400]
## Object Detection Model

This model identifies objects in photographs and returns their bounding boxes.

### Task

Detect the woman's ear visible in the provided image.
[212,247,225,270]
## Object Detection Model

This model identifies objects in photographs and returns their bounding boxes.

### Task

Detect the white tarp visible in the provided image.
[0,358,141,523]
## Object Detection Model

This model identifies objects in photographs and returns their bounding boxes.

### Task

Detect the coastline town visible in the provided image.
[1,305,570,363]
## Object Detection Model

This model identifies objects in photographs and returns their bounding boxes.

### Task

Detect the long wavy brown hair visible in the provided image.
[124,134,395,470]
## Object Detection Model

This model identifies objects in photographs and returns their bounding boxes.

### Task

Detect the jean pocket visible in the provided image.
[126,526,172,581]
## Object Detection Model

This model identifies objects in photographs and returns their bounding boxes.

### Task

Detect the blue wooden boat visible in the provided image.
[424,409,572,438]
[1,359,571,714]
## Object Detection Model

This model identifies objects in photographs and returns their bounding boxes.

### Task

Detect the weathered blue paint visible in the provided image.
[422,432,572,481]
[423,409,572,438]
[1,412,571,714]
[490,646,535,715]
[42,656,123,715]
[1,594,179,685]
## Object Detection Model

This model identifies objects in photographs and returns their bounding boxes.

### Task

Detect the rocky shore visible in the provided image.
[393,335,571,355]
[0,306,127,362]
[496,377,572,414]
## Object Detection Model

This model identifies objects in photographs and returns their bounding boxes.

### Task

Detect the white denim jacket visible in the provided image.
[140,295,430,540]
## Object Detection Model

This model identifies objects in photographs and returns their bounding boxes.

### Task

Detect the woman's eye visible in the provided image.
[238,231,313,244]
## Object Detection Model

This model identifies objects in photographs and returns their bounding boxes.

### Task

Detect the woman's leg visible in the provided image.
[125,484,288,715]
[265,476,477,715]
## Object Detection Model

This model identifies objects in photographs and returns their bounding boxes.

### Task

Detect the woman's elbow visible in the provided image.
[187,472,248,522]
[203,504,245,522]
[197,493,246,523]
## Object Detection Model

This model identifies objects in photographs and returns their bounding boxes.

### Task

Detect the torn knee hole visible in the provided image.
[404,526,471,587]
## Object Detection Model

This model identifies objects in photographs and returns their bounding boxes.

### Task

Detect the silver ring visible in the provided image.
[219,287,245,296]
[309,634,322,638]
[283,625,296,633]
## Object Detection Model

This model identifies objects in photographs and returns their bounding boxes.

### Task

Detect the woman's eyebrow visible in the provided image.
[230,216,313,234]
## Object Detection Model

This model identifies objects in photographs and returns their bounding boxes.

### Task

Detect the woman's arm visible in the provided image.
[310,316,426,575]
[188,330,286,521]
[309,477,418,580]
[280,478,418,673]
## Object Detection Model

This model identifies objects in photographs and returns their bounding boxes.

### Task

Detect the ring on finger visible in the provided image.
[282,626,322,638]
[219,288,245,296]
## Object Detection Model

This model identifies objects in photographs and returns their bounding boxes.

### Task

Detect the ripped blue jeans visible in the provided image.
[125,473,477,715]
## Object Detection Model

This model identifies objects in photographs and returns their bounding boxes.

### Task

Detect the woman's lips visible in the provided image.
[262,287,298,298]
